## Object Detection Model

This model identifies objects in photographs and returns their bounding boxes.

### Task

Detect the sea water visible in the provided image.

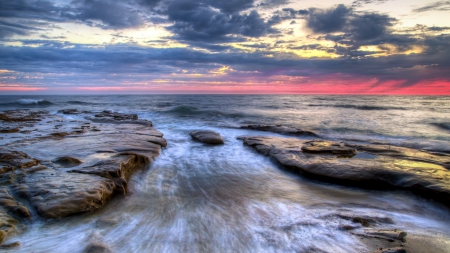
[0,95,449,252]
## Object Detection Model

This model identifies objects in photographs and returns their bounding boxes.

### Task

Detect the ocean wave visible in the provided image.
[163,105,246,118]
[18,99,53,105]
[308,104,406,111]
[0,99,54,107]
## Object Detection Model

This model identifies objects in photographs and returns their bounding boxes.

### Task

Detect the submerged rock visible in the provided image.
[190,130,224,144]
[0,127,19,133]
[0,109,48,122]
[371,247,406,253]
[14,169,116,219]
[52,156,82,168]
[241,136,450,206]
[240,124,317,136]
[83,242,112,253]
[88,110,152,126]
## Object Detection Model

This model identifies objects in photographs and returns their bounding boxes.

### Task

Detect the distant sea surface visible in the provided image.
[1,95,449,151]
[1,95,450,253]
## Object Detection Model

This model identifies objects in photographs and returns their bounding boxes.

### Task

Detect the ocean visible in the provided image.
[1,95,450,252]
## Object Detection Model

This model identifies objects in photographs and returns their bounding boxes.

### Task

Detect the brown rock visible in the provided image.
[147,136,168,147]
[70,153,149,194]
[0,188,30,219]
[302,140,356,155]
[190,130,224,144]
[14,169,116,218]
[0,209,20,245]
[0,127,19,133]
[0,150,39,173]
[88,111,152,126]
[242,136,450,206]
[0,109,48,122]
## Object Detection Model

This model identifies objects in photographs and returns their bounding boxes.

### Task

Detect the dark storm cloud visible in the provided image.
[2,32,450,86]
[413,1,450,12]
[306,4,351,33]
[348,13,394,40]
[0,0,62,19]
[165,1,275,42]
[62,0,145,29]
[305,5,395,41]
[0,20,46,39]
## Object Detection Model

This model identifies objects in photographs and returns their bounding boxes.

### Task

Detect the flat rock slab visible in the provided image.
[240,124,317,136]
[0,109,48,122]
[190,130,224,144]
[14,169,115,219]
[241,136,450,206]
[70,153,150,194]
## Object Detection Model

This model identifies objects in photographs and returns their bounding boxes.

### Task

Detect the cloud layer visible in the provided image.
[0,0,449,94]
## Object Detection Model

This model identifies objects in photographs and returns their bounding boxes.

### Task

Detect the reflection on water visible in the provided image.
[10,127,450,253]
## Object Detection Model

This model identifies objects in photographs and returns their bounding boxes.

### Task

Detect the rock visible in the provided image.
[14,169,116,218]
[52,156,82,168]
[147,136,168,147]
[49,132,70,138]
[0,127,19,133]
[362,229,408,242]
[190,130,224,144]
[0,241,21,249]
[241,136,450,206]
[87,111,152,126]
[0,209,20,245]
[371,247,406,253]
[83,243,112,253]
[0,188,30,219]
[336,213,394,227]
[70,153,149,194]
[58,109,82,114]
[0,109,48,122]
[240,124,317,136]
[302,140,356,155]
[0,150,40,173]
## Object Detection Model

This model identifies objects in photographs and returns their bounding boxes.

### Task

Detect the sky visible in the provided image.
[0,0,449,94]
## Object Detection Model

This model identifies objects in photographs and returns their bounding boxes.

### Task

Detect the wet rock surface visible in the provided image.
[52,156,82,168]
[71,153,150,194]
[0,109,48,122]
[14,169,116,219]
[240,124,317,136]
[190,130,224,144]
[0,209,20,245]
[0,109,166,243]
[241,136,450,206]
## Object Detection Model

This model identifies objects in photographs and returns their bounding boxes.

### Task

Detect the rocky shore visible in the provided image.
[1,109,449,252]
[239,135,450,253]
[0,109,166,248]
